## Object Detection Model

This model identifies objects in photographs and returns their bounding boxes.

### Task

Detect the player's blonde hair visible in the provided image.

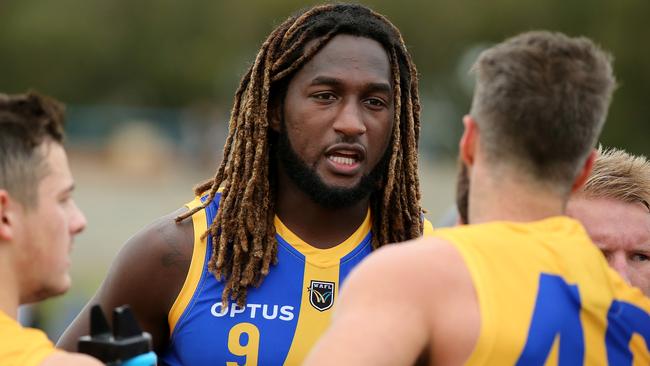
[578,146,650,210]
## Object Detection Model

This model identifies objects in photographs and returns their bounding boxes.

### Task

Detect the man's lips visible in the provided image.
[324,143,366,175]
[324,143,366,162]
[328,155,357,166]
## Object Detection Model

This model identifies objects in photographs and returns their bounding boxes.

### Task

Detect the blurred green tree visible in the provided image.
[1,0,648,155]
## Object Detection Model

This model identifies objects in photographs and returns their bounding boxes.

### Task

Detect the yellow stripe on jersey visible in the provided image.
[631,334,648,366]
[283,262,339,365]
[274,209,371,267]
[544,337,560,366]
[423,217,434,236]
[168,196,208,334]
[278,211,371,365]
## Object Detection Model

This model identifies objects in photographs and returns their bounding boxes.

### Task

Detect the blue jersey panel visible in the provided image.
[338,232,372,285]
[160,195,376,365]
[160,196,306,365]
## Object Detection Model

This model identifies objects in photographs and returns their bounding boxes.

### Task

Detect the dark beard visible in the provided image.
[275,128,390,209]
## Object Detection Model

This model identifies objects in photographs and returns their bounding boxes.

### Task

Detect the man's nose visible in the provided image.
[70,201,87,235]
[333,100,366,136]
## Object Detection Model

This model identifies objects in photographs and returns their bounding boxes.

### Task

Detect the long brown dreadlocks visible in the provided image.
[176,3,423,306]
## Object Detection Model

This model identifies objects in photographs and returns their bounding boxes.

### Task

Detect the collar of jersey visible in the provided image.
[273,208,372,268]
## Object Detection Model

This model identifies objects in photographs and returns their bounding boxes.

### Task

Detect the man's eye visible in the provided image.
[364,98,386,107]
[631,253,649,262]
[312,93,336,100]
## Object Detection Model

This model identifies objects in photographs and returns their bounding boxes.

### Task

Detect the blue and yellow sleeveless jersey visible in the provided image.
[160,194,433,365]
[433,216,650,365]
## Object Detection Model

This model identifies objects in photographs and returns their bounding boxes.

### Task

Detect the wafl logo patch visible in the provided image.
[308,280,335,311]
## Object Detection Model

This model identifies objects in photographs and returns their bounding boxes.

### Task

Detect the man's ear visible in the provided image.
[459,115,478,167]
[571,149,597,193]
[0,190,16,241]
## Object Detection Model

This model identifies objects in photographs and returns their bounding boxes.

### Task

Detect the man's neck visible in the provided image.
[0,257,19,319]
[275,173,369,250]
[468,167,567,225]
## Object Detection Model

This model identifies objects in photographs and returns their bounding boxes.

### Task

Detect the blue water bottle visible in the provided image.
[78,305,157,366]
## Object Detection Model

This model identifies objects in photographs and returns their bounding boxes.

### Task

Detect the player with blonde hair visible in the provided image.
[568,146,650,296]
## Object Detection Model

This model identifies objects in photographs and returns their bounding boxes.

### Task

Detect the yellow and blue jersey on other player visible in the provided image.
[0,310,58,366]
[160,193,433,365]
[433,216,650,365]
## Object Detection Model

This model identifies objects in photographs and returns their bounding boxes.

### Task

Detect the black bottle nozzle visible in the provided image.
[78,305,153,364]
[89,305,111,339]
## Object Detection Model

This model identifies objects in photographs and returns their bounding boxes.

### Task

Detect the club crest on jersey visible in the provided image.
[308,280,335,311]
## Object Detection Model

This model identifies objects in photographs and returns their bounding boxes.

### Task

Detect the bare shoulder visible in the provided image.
[335,236,466,318]
[57,206,196,352]
[118,207,195,282]
[98,206,195,313]
[306,239,467,365]
[330,237,479,365]
[40,352,103,366]
[350,237,467,290]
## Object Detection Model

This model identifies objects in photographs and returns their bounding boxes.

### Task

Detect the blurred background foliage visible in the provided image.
[1,0,649,155]
[3,0,649,339]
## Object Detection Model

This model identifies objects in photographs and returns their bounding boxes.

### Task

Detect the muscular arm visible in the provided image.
[304,238,479,366]
[304,242,433,366]
[57,207,194,354]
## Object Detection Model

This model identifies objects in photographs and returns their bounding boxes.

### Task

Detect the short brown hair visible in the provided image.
[578,146,650,210]
[470,31,616,193]
[0,91,65,207]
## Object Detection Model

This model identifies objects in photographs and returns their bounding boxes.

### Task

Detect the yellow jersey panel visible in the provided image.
[433,217,650,365]
[0,310,58,366]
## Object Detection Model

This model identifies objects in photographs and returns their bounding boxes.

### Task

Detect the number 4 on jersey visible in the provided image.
[517,273,650,365]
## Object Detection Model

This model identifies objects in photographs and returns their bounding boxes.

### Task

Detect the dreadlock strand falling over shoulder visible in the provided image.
[176,3,424,306]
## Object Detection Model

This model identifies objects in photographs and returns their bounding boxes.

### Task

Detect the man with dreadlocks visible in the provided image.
[58,3,432,364]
